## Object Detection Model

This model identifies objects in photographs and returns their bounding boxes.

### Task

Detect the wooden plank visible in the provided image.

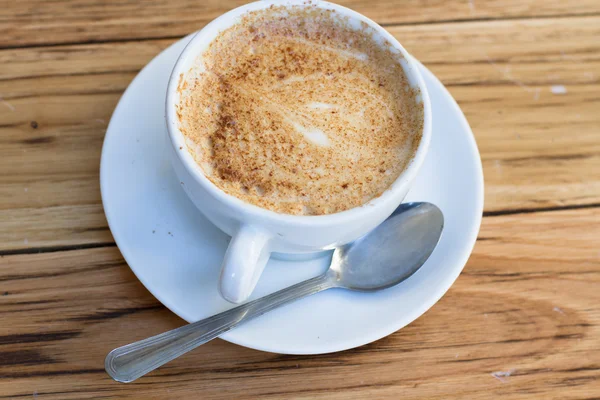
[0,39,173,82]
[1,16,599,251]
[391,17,600,212]
[1,0,599,49]
[1,207,598,398]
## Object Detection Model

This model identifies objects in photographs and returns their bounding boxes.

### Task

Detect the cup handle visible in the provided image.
[219,225,272,304]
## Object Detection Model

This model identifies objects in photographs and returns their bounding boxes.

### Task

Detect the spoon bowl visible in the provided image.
[330,202,444,291]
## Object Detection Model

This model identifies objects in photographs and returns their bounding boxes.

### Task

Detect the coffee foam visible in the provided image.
[177,5,423,215]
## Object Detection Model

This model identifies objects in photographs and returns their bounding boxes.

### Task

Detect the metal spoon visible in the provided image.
[105,202,443,383]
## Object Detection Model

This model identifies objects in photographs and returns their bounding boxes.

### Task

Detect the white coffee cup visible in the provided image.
[165,0,432,304]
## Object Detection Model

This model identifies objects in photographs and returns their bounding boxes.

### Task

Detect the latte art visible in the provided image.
[176,6,423,215]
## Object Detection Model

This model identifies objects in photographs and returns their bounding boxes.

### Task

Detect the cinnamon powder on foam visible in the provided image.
[176,5,423,215]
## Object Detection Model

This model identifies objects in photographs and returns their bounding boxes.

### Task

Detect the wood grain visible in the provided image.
[1,208,598,399]
[1,16,599,250]
[1,1,600,398]
[2,0,600,48]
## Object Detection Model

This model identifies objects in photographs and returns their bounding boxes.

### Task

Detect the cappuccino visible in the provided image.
[177,5,423,215]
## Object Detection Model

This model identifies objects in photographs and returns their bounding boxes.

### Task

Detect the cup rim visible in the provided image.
[165,0,432,227]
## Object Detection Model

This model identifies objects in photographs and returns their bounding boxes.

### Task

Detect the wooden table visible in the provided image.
[1,1,599,398]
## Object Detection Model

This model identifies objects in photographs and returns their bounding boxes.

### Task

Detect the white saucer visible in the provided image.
[100,36,483,355]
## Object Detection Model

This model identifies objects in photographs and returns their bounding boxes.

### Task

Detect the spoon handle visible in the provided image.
[105,273,334,383]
